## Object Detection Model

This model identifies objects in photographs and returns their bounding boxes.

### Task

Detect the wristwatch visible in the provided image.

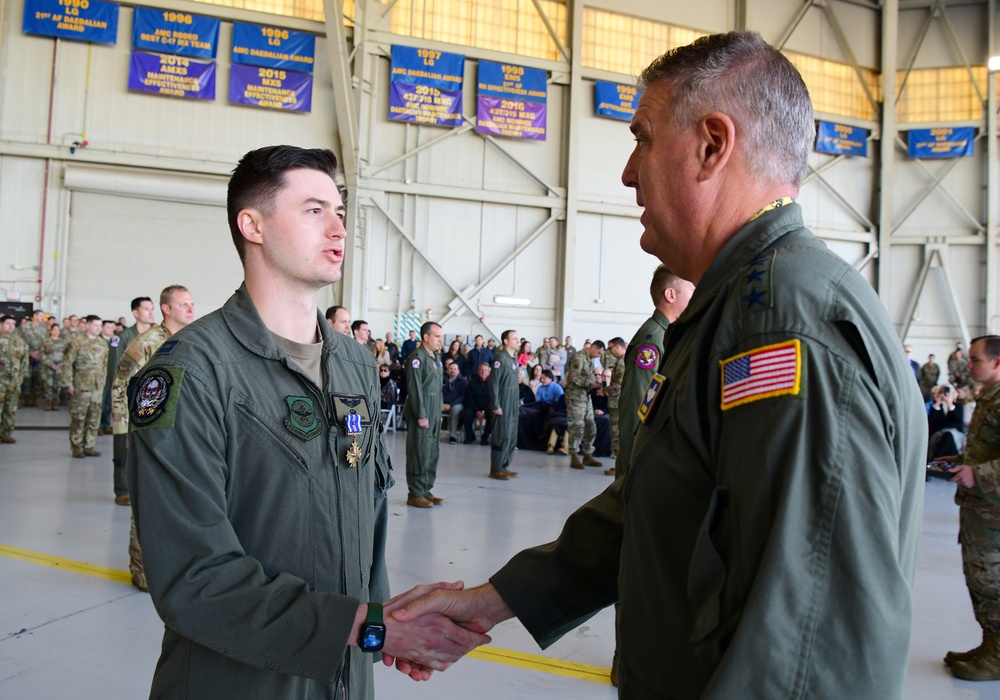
[358,602,386,653]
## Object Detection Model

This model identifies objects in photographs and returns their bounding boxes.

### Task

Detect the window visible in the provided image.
[784,51,880,121]
[896,66,986,123]
[581,8,705,77]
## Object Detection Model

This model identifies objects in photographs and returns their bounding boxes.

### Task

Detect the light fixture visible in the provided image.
[989,56,1000,72]
[378,284,391,291]
[493,295,532,306]
[594,298,605,304]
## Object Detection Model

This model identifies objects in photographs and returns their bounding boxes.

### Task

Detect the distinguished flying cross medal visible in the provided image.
[345,412,362,468]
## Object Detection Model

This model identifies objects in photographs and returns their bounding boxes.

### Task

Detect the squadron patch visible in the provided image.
[494,361,501,369]
[110,335,120,348]
[720,339,802,411]
[637,373,667,424]
[635,345,659,370]
[284,396,321,441]
[411,358,421,369]
[130,367,183,430]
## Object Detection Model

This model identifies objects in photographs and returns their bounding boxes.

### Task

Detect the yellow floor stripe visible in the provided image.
[0,544,132,585]
[0,543,611,685]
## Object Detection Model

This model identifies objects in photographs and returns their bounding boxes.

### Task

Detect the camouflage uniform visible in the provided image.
[18,322,44,404]
[920,361,940,400]
[112,324,172,589]
[38,334,69,409]
[955,382,1000,633]
[62,334,109,455]
[564,349,596,456]
[949,352,971,386]
[0,331,29,440]
[604,353,623,457]
[402,345,443,501]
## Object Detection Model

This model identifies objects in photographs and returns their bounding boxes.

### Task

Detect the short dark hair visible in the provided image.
[541,369,554,380]
[0,315,13,323]
[325,305,347,322]
[131,296,152,311]
[227,146,339,264]
[608,337,626,348]
[421,321,440,339]
[351,319,368,333]
[501,329,516,343]
[84,314,101,324]
[102,319,116,326]
[591,340,606,351]
[971,335,1000,360]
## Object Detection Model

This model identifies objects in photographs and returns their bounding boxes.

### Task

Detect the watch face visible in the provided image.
[360,623,386,652]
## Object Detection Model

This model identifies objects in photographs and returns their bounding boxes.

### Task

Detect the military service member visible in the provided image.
[127,146,484,698]
[38,323,68,411]
[563,340,605,470]
[19,309,47,407]
[392,32,925,699]
[488,330,520,480]
[945,335,1000,680]
[606,266,695,479]
[106,296,155,481]
[62,315,108,457]
[0,316,30,443]
[601,337,626,464]
[403,321,444,508]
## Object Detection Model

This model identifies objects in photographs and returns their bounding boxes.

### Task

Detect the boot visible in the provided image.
[945,633,984,667]
[952,631,1000,680]
[546,429,558,454]
[558,431,569,455]
[582,453,603,467]
[570,452,584,470]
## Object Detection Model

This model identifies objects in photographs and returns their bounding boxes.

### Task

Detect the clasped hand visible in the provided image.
[380,581,513,681]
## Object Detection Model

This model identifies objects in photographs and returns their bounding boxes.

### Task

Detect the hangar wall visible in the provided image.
[0,0,996,362]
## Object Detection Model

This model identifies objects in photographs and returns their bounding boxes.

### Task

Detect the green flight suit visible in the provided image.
[490,203,926,699]
[955,381,1000,632]
[403,345,443,499]
[109,323,141,495]
[489,348,519,474]
[127,285,392,700]
[615,310,670,479]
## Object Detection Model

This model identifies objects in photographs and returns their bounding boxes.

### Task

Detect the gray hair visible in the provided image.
[639,31,814,187]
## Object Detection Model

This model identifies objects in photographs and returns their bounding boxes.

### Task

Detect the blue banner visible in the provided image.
[232,22,315,73]
[815,121,868,157]
[229,63,312,112]
[388,45,464,127]
[478,60,546,102]
[128,50,215,100]
[595,81,641,121]
[132,6,219,59]
[22,0,119,44]
[908,127,975,158]
[390,45,464,91]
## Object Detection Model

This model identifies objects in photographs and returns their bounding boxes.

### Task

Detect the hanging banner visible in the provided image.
[595,81,642,121]
[22,0,119,44]
[229,63,312,112]
[477,60,547,140]
[815,121,868,157]
[388,45,464,127]
[128,50,215,100]
[232,22,315,73]
[907,127,975,159]
[132,6,219,59]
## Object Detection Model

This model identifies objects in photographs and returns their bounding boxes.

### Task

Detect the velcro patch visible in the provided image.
[720,339,801,411]
[635,345,659,370]
[411,358,420,368]
[131,366,184,430]
[156,340,178,355]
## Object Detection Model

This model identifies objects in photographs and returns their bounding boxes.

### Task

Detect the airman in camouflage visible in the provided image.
[38,323,69,410]
[945,335,1000,681]
[18,312,46,406]
[564,341,605,469]
[62,315,109,458]
[603,338,626,459]
[0,316,30,443]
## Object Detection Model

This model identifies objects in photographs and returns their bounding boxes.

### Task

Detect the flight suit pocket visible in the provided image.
[687,487,731,666]
[229,390,311,477]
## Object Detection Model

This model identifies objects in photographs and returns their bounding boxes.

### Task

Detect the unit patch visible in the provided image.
[411,358,421,369]
[494,361,501,369]
[635,345,659,370]
[110,335,120,348]
[637,373,667,424]
[284,396,321,440]
[131,367,183,430]
[720,339,802,411]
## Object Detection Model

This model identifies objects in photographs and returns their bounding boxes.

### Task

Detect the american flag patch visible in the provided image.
[720,339,802,410]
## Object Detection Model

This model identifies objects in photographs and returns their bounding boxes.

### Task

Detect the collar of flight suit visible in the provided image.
[220,282,344,363]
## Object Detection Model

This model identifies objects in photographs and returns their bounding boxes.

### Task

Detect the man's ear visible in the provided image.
[237,208,264,247]
[695,111,736,182]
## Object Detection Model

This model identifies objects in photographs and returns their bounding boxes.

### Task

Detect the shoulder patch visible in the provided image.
[739,249,776,316]
[131,367,184,430]
[635,345,659,370]
[411,358,420,369]
[110,335,120,348]
[494,360,501,369]
[720,339,802,411]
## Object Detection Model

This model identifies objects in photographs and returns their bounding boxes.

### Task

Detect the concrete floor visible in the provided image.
[1,404,998,699]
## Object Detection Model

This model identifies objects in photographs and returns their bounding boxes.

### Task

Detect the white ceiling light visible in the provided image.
[493,295,532,306]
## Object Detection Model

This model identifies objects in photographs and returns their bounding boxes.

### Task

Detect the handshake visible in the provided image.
[354,581,514,681]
